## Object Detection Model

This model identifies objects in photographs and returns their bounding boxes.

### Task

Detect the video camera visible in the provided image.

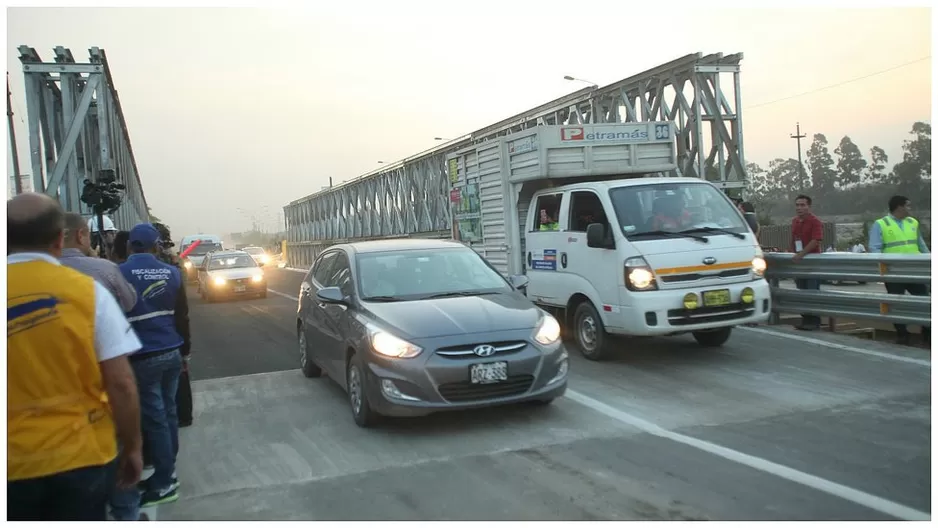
[81,169,125,258]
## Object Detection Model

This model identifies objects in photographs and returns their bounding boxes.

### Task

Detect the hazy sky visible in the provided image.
[6,4,933,236]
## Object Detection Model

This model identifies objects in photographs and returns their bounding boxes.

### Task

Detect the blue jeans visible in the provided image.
[131,348,183,492]
[795,278,821,327]
[108,444,140,521]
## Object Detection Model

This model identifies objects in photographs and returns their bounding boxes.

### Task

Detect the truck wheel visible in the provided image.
[692,327,733,347]
[573,302,613,361]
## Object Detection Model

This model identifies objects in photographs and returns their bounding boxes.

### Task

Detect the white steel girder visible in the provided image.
[284,52,744,269]
[17,46,149,230]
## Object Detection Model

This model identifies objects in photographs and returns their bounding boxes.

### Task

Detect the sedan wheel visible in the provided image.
[298,326,322,378]
[346,352,379,428]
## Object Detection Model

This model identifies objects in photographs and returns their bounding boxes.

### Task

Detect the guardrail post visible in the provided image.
[768,277,781,325]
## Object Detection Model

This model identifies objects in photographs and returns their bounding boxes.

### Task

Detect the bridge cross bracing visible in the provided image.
[16,45,149,229]
[283,52,745,269]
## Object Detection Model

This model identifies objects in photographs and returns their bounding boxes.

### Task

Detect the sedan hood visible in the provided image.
[364,293,541,339]
[209,268,263,280]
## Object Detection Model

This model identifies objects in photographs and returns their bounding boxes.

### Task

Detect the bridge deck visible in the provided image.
[159,269,930,521]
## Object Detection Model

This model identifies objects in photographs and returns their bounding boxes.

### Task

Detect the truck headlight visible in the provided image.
[751,256,767,277]
[370,329,422,358]
[183,261,192,269]
[625,257,657,291]
[213,276,226,286]
[533,314,561,345]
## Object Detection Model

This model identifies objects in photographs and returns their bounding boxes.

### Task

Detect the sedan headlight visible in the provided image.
[183,261,192,269]
[533,314,562,345]
[213,276,226,286]
[251,274,264,282]
[370,329,422,359]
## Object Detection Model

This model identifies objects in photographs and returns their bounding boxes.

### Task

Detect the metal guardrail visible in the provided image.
[764,253,931,326]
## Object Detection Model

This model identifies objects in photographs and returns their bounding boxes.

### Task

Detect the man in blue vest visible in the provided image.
[119,223,191,507]
[869,195,930,346]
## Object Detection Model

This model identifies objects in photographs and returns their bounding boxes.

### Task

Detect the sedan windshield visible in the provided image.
[608,182,748,241]
[207,254,258,270]
[356,248,511,301]
[243,247,265,255]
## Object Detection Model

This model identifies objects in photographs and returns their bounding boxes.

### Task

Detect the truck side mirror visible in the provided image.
[586,223,613,249]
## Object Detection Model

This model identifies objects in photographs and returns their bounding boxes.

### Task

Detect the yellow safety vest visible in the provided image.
[7,259,117,481]
[876,216,920,254]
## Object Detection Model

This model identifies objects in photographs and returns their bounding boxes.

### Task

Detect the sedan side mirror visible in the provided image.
[508,274,529,290]
[316,286,346,305]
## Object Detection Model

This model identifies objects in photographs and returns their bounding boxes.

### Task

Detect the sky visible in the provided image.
[5,3,933,237]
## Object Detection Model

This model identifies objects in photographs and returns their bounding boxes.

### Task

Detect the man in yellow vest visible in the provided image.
[869,195,931,346]
[7,193,145,521]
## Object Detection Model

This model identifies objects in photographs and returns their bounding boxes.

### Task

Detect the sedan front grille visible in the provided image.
[437,375,534,403]
[435,341,526,358]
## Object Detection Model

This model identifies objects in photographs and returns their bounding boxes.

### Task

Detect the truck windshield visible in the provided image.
[608,182,748,241]
[186,243,222,256]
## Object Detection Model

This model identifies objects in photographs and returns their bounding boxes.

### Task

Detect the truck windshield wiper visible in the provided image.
[629,230,709,243]
[680,226,746,240]
[361,295,406,302]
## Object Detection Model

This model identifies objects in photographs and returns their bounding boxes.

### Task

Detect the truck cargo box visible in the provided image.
[446,122,678,275]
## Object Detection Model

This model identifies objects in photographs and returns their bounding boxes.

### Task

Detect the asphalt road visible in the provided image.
[161,268,931,521]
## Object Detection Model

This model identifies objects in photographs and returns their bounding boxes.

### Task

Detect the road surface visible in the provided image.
[160,269,931,521]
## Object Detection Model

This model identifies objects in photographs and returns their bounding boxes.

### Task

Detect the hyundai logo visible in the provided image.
[473,344,496,357]
[702,257,717,265]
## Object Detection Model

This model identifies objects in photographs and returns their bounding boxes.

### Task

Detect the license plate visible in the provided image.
[470,361,508,384]
[703,289,731,307]
[234,285,246,293]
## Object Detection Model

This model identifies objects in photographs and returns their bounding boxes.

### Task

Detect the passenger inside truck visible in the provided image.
[533,194,561,231]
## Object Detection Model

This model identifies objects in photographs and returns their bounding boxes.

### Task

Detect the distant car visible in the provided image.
[181,240,224,282]
[196,250,268,302]
[295,239,568,427]
[242,246,272,267]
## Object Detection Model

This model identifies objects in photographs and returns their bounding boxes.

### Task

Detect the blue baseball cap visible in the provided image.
[129,223,161,250]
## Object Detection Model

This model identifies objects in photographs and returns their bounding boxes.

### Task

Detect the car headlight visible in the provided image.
[533,314,561,345]
[183,261,192,269]
[251,274,264,282]
[370,329,422,358]
[751,256,766,277]
[213,276,226,286]
[624,257,657,291]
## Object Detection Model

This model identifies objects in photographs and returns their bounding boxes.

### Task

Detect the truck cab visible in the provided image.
[447,122,770,360]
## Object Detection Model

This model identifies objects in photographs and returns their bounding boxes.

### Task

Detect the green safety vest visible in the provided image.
[539,222,559,231]
[876,216,920,254]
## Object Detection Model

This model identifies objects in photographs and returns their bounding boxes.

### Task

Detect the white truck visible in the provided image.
[446,122,770,360]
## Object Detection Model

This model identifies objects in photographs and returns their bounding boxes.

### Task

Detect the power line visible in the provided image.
[745,55,931,111]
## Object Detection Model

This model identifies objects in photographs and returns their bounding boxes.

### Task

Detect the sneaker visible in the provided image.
[140,487,179,507]
[138,475,180,493]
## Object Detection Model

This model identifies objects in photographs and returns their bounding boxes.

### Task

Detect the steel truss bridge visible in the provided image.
[14,46,149,229]
[283,52,746,269]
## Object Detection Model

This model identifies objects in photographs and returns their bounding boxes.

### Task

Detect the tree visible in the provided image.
[833,136,867,189]
[746,162,769,198]
[765,158,803,203]
[806,133,837,195]
[865,146,889,184]
[148,207,163,224]
[902,121,931,178]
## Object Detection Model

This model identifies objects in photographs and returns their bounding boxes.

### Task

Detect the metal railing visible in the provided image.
[764,253,931,326]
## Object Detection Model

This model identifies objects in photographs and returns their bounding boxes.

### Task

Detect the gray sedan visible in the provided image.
[296,239,568,427]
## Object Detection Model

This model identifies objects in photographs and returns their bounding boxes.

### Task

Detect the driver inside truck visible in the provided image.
[649,194,691,231]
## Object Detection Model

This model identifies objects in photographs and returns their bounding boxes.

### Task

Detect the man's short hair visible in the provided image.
[795,194,812,206]
[63,212,89,235]
[8,202,65,250]
[888,195,909,213]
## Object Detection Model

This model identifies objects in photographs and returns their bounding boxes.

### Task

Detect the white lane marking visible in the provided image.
[282,267,307,273]
[259,285,929,519]
[740,326,930,368]
[267,288,299,301]
[565,389,929,521]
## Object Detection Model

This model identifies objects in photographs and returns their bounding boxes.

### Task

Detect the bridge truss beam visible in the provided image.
[18,45,149,229]
[284,52,744,269]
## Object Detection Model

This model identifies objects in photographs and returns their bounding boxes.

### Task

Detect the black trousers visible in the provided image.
[884,282,930,340]
[8,459,117,521]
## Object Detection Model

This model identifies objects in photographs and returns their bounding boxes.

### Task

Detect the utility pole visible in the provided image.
[790,122,807,191]
[7,72,23,194]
